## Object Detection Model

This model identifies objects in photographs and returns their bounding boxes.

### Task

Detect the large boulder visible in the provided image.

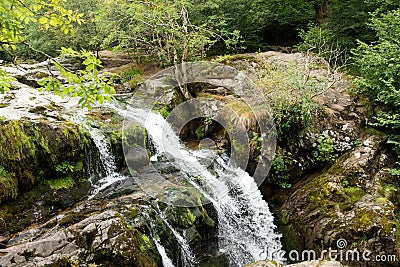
[279,135,398,266]
[0,119,89,193]
[0,190,218,267]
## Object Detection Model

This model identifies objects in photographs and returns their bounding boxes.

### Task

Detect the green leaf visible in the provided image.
[50,17,59,27]
[38,16,48,25]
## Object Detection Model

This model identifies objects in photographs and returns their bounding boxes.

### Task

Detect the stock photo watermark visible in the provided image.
[263,238,397,263]
[122,61,276,207]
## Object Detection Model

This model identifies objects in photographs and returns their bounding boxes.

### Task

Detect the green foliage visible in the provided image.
[210,0,315,50]
[317,133,336,163]
[277,99,318,145]
[254,61,320,146]
[0,0,83,51]
[296,24,345,62]
[0,70,16,93]
[251,132,263,152]
[121,68,144,88]
[271,156,292,189]
[195,124,206,140]
[352,8,400,174]
[387,136,400,175]
[98,0,239,66]
[55,162,75,174]
[0,166,7,177]
[158,107,171,119]
[323,0,399,50]
[354,139,362,147]
[138,234,152,253]
[46,177,75,190]
[38,47,116,109]
[11,0,103,60]
[122,68,142,83]
[0,165,18,202]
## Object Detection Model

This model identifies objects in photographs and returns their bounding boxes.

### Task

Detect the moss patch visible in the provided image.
[344,186,366,203]
[46,177,75,190]
[0,119,89,200]
[0,166,18,203]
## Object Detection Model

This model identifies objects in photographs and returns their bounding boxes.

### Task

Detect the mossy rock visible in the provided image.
[122,121,148,148]
[0,180,91,235]
[280,139,398,260]
[0,119,89,200]
[0,166,18,203]
[164,205,215,229]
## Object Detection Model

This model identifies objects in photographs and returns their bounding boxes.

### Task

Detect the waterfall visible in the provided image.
[121,105,284,266]
[65,113,128,198]
[71,102,283,266]
[154,239,175,267]
[154,203,197,267]
[143,202,196,267]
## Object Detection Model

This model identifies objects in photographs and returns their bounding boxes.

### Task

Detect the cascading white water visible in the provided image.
[65,114,128,197]
[154,203,197,267]
[120,106,284,267]
[154,239,176,267]
[142,202,195,267]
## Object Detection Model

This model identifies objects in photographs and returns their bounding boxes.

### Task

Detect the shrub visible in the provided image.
[195,124,205,140]
[317,133,336,163]
[352,8,400,174]
[271,156,292,189]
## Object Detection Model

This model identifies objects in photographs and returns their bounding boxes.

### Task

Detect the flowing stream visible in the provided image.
[74,102,283,266]
[66,113,128,198]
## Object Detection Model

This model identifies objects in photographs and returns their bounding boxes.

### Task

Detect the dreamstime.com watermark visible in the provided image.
[264,238,397,263]
[122,61,276,207]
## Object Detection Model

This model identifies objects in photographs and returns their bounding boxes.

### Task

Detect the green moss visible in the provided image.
[164,203,215,229]
[46,177,75,190]
[383,184,398,199]
[0,166,18,203]
[365,127,387,137]
[317,134,336,163]
[343,186,366,203]
[44,258,80,267]
[357,210,374,231]
[0,119,88,196]
[195,124,205,140]
[124,206,139,219]
[138,234,152,253]
[158,106,171,119]
[214,54,255,64]
[396,220,400,249]
[111,130,122,145]
[123,122,147,148]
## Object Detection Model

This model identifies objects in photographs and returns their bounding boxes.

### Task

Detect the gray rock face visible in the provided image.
[0,189,219,267]
[279,135,397,266]
[0,207,159,267]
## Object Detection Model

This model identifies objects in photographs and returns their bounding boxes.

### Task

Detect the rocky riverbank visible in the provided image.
[0,51,398,266]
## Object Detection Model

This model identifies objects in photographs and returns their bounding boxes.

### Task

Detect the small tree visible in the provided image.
[98,0,239,99]
[296,25,348,98]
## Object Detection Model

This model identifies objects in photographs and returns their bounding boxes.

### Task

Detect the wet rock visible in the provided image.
[0,188,218,267]
[0,208,161,267]
[125,145,150,171]
[92,176,141,200]
[279,135,398,266]
[0,180,91,236]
